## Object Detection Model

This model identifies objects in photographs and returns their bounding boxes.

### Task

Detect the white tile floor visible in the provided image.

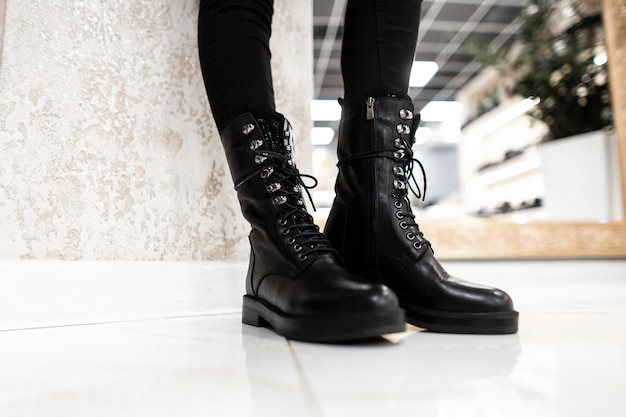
[1,259,625,416]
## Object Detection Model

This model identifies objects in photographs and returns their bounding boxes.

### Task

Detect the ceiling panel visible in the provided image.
[313,0,524,112]
[437,3,481,22]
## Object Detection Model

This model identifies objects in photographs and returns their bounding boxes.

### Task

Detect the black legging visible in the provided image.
[198,0,422,132]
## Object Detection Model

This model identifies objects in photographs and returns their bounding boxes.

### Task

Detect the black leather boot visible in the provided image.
[220,110,405,342]
[324,96,519,334]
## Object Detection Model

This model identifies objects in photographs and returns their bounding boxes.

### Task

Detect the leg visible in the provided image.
[198,0,275,132]
[341,0,421,100]
[325,0,519,334]
[197,1,405,342]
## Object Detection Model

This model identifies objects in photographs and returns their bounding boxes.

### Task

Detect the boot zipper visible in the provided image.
[364,96,377,270]
[366,97,375,120]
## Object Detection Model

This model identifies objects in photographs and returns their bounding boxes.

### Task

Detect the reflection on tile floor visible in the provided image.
[1,260,625,416]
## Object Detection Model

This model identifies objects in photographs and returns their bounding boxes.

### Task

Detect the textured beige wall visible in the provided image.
[0,1,5,64]
[0,0,313,260]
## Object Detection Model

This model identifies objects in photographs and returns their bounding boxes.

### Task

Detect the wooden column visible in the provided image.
[603,0,626,214]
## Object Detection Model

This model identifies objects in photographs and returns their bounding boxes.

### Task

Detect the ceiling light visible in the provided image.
[594,52,608,66]
[409,61,439,87]
[311,100,341,121]
[420,101,463,122]
[311,127,335,146]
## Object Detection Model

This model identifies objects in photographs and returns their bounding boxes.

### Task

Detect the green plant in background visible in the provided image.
[467,0,612,140]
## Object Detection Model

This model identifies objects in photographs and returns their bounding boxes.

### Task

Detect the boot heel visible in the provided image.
[242,308,262,327]
[241,296,263,327]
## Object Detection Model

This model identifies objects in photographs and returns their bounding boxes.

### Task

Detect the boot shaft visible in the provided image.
[219,111,294,191]
[220,111,300,228]
[337,96,419,161]
[333,96,420,211]
[326,96,428,275]
[220,111,335,288]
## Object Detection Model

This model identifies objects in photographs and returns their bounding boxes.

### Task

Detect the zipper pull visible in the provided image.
[366,97,375,120]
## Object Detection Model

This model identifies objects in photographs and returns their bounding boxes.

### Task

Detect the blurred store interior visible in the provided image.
[311,0,622,227]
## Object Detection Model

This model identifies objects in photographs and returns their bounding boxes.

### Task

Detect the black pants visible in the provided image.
[198,0,422,132]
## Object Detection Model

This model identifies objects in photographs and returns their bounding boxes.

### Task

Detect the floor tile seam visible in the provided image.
[519,308,626,314]
[286,341,328,417]
[0,310,242,333]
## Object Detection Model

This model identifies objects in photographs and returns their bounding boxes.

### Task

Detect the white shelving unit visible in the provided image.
[458,96,549,220]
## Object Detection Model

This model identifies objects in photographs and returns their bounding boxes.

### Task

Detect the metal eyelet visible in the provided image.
[394,200,403,209]
[395,211,404,219]
[293,245,302,253]
[293,185,301,193]
[399,109,413,120]
[394,180,406,190]
[399,221,408,229]
[298,254,308,261]
[393,150,405,159]
[266,183,281,193]
[397,124,410,134]
[279,219,288,226]
[393,166,405,177]
[296,198,304,206]
[407,232,416,240]
[287,237,296,244]
[413,242,423,250]
[272,196,287,206]
[261,167,274,178]
[242,123,255,135]
[249,139,263,150]
[394,138,405,149]
[255,155,268,164]
[281,228,290,236]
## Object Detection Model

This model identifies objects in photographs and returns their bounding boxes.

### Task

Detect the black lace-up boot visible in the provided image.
[325,96,519,334]
[219,110,405,342]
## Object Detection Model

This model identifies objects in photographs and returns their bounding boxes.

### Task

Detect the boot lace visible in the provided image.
[236,145,337,262]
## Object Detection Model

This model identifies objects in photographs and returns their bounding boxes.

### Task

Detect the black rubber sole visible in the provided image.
[401,300,519,335]
[242,295,406,343]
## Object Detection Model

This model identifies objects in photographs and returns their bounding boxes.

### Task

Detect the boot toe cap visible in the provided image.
[295,281,400,316]
[446,277,516,313]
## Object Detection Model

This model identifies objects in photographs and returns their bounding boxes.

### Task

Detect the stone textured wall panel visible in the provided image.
[0,0,313,260]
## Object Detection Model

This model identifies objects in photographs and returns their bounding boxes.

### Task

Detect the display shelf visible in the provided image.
[472,153,542,187]
[457,96,548,218]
